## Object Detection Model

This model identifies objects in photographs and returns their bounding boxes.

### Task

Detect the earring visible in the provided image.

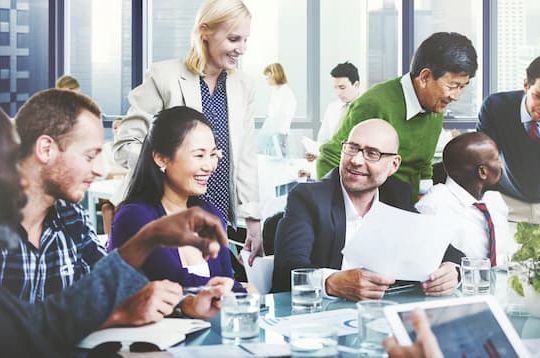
[159,166,166,173]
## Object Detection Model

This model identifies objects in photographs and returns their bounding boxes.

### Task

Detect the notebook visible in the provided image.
[78,318,211,350]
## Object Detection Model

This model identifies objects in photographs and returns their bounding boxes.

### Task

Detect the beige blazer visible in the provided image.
[113,59,260,223]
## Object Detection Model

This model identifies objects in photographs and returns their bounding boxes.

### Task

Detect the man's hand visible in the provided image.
[181,277,234,319]
[325,269,395,300]
[384,309,443,358]
[119,207,227,269]
[240,218,262,266]
[305,152,318,162]
[422,262,458,296]
[101,280,183,328]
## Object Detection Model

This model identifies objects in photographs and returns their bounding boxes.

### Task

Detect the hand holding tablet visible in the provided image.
[384,296,530,358]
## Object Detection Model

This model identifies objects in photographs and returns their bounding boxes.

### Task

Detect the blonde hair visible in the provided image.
[55,75,80,91]
[263,63,288,85]
[185,0,251,75]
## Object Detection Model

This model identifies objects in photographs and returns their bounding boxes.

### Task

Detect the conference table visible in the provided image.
[166,271,540,357]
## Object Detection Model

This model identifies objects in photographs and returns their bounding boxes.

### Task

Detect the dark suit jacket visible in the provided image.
[272,168,463,292]
[477,90,540,202]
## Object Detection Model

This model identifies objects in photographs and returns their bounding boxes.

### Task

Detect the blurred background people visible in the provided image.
[55,75,81,92]
[259,62,297,158]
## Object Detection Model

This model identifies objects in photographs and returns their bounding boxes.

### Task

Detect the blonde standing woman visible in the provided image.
[114,0,262,265]
[261,63,297,157]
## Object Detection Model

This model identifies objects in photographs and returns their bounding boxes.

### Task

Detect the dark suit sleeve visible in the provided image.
[0,251,148,355]
[477,96,498,142]
[442,244,465,266]
[272,187,319,292]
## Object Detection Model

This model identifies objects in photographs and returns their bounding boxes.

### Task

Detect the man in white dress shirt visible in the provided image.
[416,132,515,265]
[305,62,361,162]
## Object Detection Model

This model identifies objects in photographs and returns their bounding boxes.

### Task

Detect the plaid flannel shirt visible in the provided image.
[0,200,106,303]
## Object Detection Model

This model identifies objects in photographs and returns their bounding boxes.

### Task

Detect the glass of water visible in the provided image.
[291,268,323,310]
[357,300,397,356]
[461,257,491,295]
[220,292,260,341]
[290,323,337,357]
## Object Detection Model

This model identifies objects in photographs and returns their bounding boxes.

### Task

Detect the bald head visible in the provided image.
[339,119,402,198]
[443,132,501,190]
[347,119,400,153]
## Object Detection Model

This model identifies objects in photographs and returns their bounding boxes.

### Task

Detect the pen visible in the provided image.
[183,285,212,295]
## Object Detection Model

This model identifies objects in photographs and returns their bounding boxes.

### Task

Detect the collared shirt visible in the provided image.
[317,99,351,144]
[400,73,433,193]
[199,71,231,222]
[400,72,426,121]
[415,177,515,262]
[321,183,380,297]
[0,200,106,303]
[520,95,540,137]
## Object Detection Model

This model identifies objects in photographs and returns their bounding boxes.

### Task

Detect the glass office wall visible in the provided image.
[148,0,202,63]
[0,0,48,116]
[66,0,132,115]
[496,0,540,92]
[414,0,483,120]
[320,0,401,123]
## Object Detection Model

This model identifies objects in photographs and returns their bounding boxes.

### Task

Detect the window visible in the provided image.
[16,55,28,70]
[16,78,28,92]
[243,0,307,123]
[66,0,132,115]
[16,10,28,25]
[148,0,202,63]
[0,9,9,22]
[16,32,28,48]
[320,0,401,120]
[414,0,483,119]
[0,32,8,45]
[0,0,47,117]
[496,0,540,92]
[0,56,8,68]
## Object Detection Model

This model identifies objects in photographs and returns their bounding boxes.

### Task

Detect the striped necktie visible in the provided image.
[528,120,539,139]
[473,202,496,267]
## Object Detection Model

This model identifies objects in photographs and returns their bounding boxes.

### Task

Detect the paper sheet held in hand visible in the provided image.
[342,202,453,281]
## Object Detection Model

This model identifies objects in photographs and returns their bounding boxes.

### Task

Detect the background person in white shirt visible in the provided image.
[305,62,361,162]
[260,63,297,157]
[416,132,514,264]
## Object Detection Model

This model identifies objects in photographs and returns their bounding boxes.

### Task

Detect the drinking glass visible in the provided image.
[291,268,323,310]
[461,257,491,295]
[220,293,260,341]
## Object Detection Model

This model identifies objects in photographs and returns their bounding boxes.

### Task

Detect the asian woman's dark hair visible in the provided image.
[0,109,26,230]
[122,106,214,206]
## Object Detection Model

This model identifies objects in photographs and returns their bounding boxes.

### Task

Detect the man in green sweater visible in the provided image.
[317,32,478,199]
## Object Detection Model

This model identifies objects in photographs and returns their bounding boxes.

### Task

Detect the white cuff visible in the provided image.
[321,268,339,299]
[419,179,433,195]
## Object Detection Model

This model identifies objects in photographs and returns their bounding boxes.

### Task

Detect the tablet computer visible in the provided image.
[384,296,530,358]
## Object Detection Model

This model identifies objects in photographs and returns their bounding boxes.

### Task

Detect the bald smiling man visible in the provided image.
[273,119,464,300]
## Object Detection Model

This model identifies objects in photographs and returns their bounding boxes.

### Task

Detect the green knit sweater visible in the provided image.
[316,77,443,198]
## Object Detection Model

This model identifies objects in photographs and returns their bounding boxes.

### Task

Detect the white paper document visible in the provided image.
[260,308,358,337]
[342,202,453,281]
[240,250,274,294]
[78,318,210,350]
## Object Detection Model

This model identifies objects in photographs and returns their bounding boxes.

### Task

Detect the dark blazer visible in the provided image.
[272,168,462,292]
[477,90,540,202]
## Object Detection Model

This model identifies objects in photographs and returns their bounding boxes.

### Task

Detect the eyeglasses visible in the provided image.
[341,141,397,162]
